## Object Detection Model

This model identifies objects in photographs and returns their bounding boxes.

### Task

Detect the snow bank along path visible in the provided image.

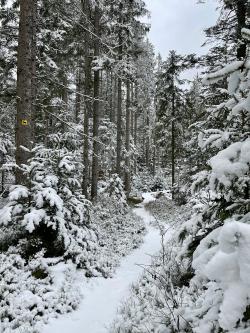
[43,193,172,333]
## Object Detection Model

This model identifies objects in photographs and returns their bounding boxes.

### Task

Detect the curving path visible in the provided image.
[43,194,172,333]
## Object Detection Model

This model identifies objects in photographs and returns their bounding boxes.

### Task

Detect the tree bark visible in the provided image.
[171,84,176,197]
[116,4,123,176]
[16,0,37,184]
[152,134,156,176]
[130,84,134,138]
[124,80,131,195]
[62,73,68,114]
[134,84,138,173]
[81,0,92,198]
[109,70,115,123]
[236,0,247,59]
[112,76,117,124]
[145,109,150,169]
[75,69,81,122]
[91,3,101,200]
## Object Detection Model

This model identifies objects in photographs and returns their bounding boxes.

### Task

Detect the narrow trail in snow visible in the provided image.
[43,195,172,333]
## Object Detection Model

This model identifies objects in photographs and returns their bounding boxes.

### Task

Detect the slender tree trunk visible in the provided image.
[157,147,161,171]
[236,0,247,59]
[99,69,104,116]
[109,70,114,123]
[116,4,123,176]
[116,77,122,175]
[134,110,138,174]
[16,0,37,184]
[91,3,101,200]
[62,73,68,113]
[247,0,250,25]
[130,83,134,138]
[124,80,131,195]
[105,70,110,119]
[1,169,4,193]
[1,154,5,193]
[75,69,81,122]
[112,76,117,124]
[152,133,156,176]
[171,85,176,198]
[134,85,138,173]
[142,113,146,163]
[82,0,92,198]
[116,79,122,175]
[145,109,150,169]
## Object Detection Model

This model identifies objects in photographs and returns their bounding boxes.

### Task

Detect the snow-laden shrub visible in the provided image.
[110,202,250,333]
[131,170,168,196]
[0,250,82,333]
[98,174,127,213]
[190,219,250,332]
[0,168,146,331]
[110,248,189,333]
[0,132,15,195]
[0,144,101,275]
[92,174,146,274]
[110,199,193,333]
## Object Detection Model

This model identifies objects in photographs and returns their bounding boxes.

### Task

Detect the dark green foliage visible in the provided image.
[31,267,49,280]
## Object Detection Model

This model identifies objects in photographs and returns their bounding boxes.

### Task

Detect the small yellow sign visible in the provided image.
[21,120,28,126]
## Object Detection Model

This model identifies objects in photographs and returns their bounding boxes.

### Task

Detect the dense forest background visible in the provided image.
[0,0,249,332]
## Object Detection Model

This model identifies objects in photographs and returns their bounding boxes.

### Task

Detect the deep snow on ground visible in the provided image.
[43,193,172,333]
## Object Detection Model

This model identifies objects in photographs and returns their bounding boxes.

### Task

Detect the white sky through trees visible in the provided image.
[144,0,218,58]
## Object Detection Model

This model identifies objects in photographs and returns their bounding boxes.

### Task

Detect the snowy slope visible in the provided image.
[43,194,172,333]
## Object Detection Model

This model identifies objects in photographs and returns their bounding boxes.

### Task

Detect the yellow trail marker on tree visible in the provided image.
[21,120,28,126]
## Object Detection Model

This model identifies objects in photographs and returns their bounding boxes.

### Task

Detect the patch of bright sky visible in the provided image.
[144,0,218,58]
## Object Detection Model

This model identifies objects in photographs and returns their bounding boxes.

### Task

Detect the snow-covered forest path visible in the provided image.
[43,194,172,333]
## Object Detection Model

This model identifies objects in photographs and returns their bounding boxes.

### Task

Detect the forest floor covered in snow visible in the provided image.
[42,192,173,333]
[110,195,190,333]
[0,190,146,333]
[0,191,183,333]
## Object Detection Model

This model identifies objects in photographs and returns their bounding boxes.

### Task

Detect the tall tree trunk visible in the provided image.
[99,70,104,116]
[62,73,68,114]
[236,0,247,59]
[134,109,138,174]
[134,85,138,174]
[130,84,134,138]
[31,1,37,143]
[116,77,122,175]
[142,113,145,162]
[145,109,150,169]
[171,85,176,198]
[152,133,156,176]
[105,70,110,119]
[1,154,5,193]
[109,70,115,123]
[124,80,131,195]
[75,69,81,122]
[116,80,122,175]
[16,0,37,184]
[112,76,117,124]
[116,4,123,176]
[91,3,101,200]
[81,0,92,198]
